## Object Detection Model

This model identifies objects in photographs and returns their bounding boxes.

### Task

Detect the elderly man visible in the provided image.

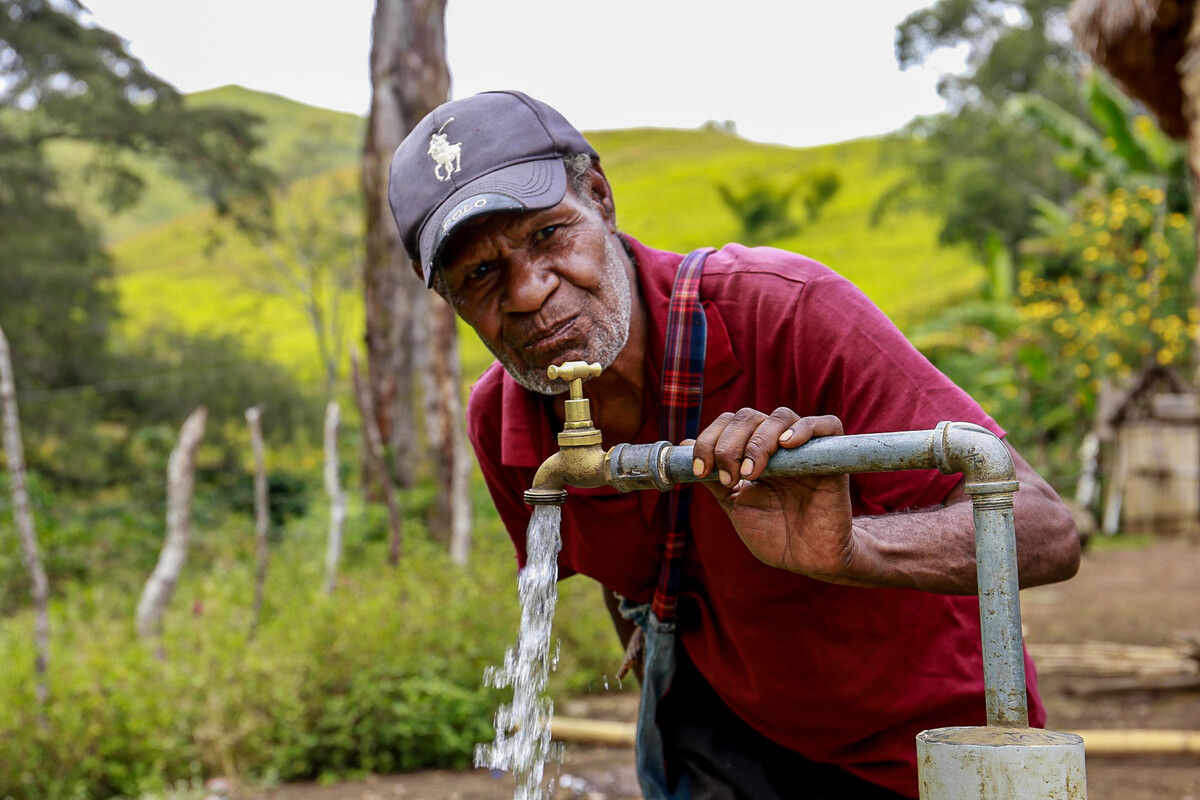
[387,91,1080,800]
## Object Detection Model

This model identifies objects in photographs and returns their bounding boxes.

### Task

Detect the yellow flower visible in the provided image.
[1068,223,1085,237]
[1169,213,1188,229]
[1132,248,1149,264]
[1119,310,1136,326]
[1105,352,1123,369]
[1157,348,1173,365]
[1075,363,1091,378]
[1148,188,1165,205]
[1095,231,1111,246]
[1128,264,1145,280]
[1083,246,1100,262]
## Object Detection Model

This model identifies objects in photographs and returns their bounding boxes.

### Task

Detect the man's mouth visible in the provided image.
[520,316,579,356]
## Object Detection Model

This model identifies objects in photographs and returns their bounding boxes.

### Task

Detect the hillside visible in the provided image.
[100,87,982,386]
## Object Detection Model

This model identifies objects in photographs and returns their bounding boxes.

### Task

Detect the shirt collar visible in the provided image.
[499,236,741,468]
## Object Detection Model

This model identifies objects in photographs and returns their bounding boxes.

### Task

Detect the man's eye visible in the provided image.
[533,225,560,243]
[467,262,495,281]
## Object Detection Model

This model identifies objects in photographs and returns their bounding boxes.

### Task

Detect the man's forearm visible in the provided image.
[846,447,1081,594]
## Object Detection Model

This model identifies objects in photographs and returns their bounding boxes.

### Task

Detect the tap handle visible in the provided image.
[547,361,601,382]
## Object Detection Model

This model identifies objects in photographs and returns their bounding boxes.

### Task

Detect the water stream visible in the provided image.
[474,504,565,800]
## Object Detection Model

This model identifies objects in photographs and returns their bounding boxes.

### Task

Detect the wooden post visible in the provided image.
[323,400,346,594]
[351,350,403,565]
[245,406,269,638]
[136,407,207,641]
[0,322,50,704]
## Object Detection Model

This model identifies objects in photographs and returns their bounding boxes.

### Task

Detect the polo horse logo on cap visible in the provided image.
[427,118,462,182]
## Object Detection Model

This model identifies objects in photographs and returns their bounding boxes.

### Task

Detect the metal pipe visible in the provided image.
[603,421,1028,727]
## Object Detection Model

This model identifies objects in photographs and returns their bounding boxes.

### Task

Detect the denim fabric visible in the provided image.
[620,599,691,800]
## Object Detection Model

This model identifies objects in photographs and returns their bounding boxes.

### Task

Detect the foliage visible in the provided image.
[1016,185,1195,421]
[715,169,842,246]
[0,498,623,799]
[883,0,1083,259]
[231,166,364,400]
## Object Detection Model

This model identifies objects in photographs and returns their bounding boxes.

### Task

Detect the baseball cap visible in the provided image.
[387,91,600,286]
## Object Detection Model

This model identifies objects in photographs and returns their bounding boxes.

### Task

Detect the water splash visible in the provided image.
[475,504,565,799]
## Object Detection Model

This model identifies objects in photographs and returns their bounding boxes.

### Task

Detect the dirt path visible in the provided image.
[235,537,1199,800]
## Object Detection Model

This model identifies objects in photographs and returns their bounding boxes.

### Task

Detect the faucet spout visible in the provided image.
[524,443,608,506]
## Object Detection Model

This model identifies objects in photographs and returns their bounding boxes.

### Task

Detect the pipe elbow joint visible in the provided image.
[934,421,1019,496]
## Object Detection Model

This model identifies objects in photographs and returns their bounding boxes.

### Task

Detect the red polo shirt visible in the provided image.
[466,237,1045,797]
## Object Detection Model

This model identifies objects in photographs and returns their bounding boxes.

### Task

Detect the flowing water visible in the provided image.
[474,504,565,800]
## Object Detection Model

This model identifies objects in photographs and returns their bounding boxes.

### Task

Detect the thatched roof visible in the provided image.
[1067,0,1192,139]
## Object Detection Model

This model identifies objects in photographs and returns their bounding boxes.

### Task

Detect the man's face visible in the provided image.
[437,185,633,394]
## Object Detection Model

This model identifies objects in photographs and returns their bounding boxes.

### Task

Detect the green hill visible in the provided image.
[101,87,982,387]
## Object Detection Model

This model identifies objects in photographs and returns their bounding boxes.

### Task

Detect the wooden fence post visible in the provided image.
[323,400,346,594]
[245,406,269,638]
[0,322,50,704]
[351,349,403,565]
[136,407,207,641]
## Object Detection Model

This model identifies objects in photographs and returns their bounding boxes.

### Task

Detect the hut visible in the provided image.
[1097,363,1200,533]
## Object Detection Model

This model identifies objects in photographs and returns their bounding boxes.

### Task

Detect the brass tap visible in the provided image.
[524,361,609,506]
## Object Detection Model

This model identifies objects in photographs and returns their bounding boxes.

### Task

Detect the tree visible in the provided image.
[0,0,273,462]
[882,0,1084,260]
[362,0,472,557]
[236,163,362,400]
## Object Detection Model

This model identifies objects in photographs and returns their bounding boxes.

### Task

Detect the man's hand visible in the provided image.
[689,409,867,582]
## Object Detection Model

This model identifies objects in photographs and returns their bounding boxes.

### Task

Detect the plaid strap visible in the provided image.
[652,248,714,624]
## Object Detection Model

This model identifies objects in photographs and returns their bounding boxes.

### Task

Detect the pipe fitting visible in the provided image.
[933,422,1019,496]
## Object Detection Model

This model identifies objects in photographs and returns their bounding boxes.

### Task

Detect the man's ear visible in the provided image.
[584,164,618,232]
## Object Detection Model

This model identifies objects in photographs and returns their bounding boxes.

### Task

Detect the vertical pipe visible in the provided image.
[969,489,1028,727]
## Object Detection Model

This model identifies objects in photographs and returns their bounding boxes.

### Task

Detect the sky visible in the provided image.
[81,1,965,149]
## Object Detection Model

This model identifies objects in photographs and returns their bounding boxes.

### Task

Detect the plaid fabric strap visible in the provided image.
[652,247,714,623]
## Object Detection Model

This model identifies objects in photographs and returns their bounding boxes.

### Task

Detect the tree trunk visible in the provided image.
[351,350,404,565]
[425,297,473,563]
[136,407,207,641]
[0,322,50,704]
[362,0,450,490]
[323,400,347,594]
[245,406,269,638]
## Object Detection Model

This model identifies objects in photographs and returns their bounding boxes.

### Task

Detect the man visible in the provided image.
[387,90,1080,799]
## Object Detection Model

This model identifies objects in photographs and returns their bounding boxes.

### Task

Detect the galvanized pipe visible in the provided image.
[604,421,1029,727]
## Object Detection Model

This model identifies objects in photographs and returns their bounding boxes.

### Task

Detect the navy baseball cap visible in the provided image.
[388,91,600,286]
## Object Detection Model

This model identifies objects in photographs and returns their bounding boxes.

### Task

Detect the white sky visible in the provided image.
[81,0,965,148]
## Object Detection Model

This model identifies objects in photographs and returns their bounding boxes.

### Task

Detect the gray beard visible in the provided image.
[498,235,633,395]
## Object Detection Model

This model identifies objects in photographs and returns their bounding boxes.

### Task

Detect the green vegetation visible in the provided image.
[0,482,621,799]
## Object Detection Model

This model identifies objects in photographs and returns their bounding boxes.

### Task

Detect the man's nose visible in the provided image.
[500,255,557,314]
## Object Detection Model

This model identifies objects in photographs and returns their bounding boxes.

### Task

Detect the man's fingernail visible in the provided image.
[740,458,754,477]
[692,458,704,477]
[719,469,732,486]
[779,429,794,442]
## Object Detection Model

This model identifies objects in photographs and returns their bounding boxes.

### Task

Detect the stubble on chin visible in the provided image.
[499,236,632,395]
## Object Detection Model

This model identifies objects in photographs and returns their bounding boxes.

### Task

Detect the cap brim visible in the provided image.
[418,157,569,286]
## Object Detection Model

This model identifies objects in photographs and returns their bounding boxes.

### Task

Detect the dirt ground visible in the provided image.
[239,536,1199,800]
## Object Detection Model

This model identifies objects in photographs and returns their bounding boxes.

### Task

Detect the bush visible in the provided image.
[0,505,621,799]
